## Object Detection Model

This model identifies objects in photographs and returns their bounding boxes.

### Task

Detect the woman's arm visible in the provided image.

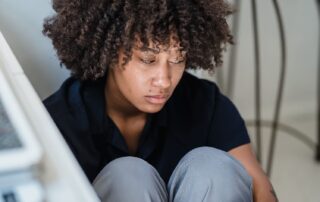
[228,144,279,202]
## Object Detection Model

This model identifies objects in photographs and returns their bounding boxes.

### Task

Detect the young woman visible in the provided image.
[43,0,278,201]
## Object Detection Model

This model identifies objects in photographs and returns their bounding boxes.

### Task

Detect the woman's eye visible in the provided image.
[140,58,155,64]
[170,58,185,64]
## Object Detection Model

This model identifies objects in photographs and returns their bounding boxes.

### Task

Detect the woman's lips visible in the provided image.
[145,95,168,104]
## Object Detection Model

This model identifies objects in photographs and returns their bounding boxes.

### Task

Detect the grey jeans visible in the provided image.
[93,147,253,202]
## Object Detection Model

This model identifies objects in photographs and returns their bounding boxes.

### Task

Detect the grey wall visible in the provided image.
[199,0,319,123]
[0,0,69,99]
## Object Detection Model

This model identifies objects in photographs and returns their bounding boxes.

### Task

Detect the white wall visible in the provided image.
[0,0,69,99]
[0,0,318,121]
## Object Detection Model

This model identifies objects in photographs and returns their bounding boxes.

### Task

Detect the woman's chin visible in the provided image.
[139,103,165,114]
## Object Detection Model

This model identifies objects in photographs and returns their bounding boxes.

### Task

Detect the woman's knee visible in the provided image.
[176,146,251,183]
[94,157,155,183]
[93,157,167,202]
[168,146,253,202]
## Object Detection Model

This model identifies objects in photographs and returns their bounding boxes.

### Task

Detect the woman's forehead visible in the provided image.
[133,40,184,55]
[133,34,183,52]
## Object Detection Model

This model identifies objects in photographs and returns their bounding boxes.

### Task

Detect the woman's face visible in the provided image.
[108,42,186,114]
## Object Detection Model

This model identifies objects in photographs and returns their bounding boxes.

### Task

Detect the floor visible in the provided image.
[247,113,320,202]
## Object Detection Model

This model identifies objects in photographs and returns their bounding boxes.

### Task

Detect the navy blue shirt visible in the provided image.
[43,72,250,183]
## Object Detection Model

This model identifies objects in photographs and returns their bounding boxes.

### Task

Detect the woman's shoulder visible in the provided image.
[170,72,250,151]
[178,72,219,91]
[43,75,105,116]
[170,72,221,112]
[43,77,82,116]
[42,76,96,135]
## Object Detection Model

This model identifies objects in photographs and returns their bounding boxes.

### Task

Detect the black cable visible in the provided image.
[266,0,287,177]
[226,0,241,99]
[251,0,262,163]
[316,0,320,161]
[246,120,316,150]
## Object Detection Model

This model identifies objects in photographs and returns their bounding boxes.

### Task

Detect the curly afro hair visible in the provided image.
[43,0,233,80]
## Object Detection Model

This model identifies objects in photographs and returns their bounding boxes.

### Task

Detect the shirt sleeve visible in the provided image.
[207,89,251,152]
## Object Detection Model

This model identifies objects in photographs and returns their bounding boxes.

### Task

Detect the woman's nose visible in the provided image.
[152,64,171,89]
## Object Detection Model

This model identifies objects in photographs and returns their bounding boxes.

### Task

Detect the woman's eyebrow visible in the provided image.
[139,47,160,54]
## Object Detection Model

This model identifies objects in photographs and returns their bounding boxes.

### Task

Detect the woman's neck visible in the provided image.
[104,70,147,155]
